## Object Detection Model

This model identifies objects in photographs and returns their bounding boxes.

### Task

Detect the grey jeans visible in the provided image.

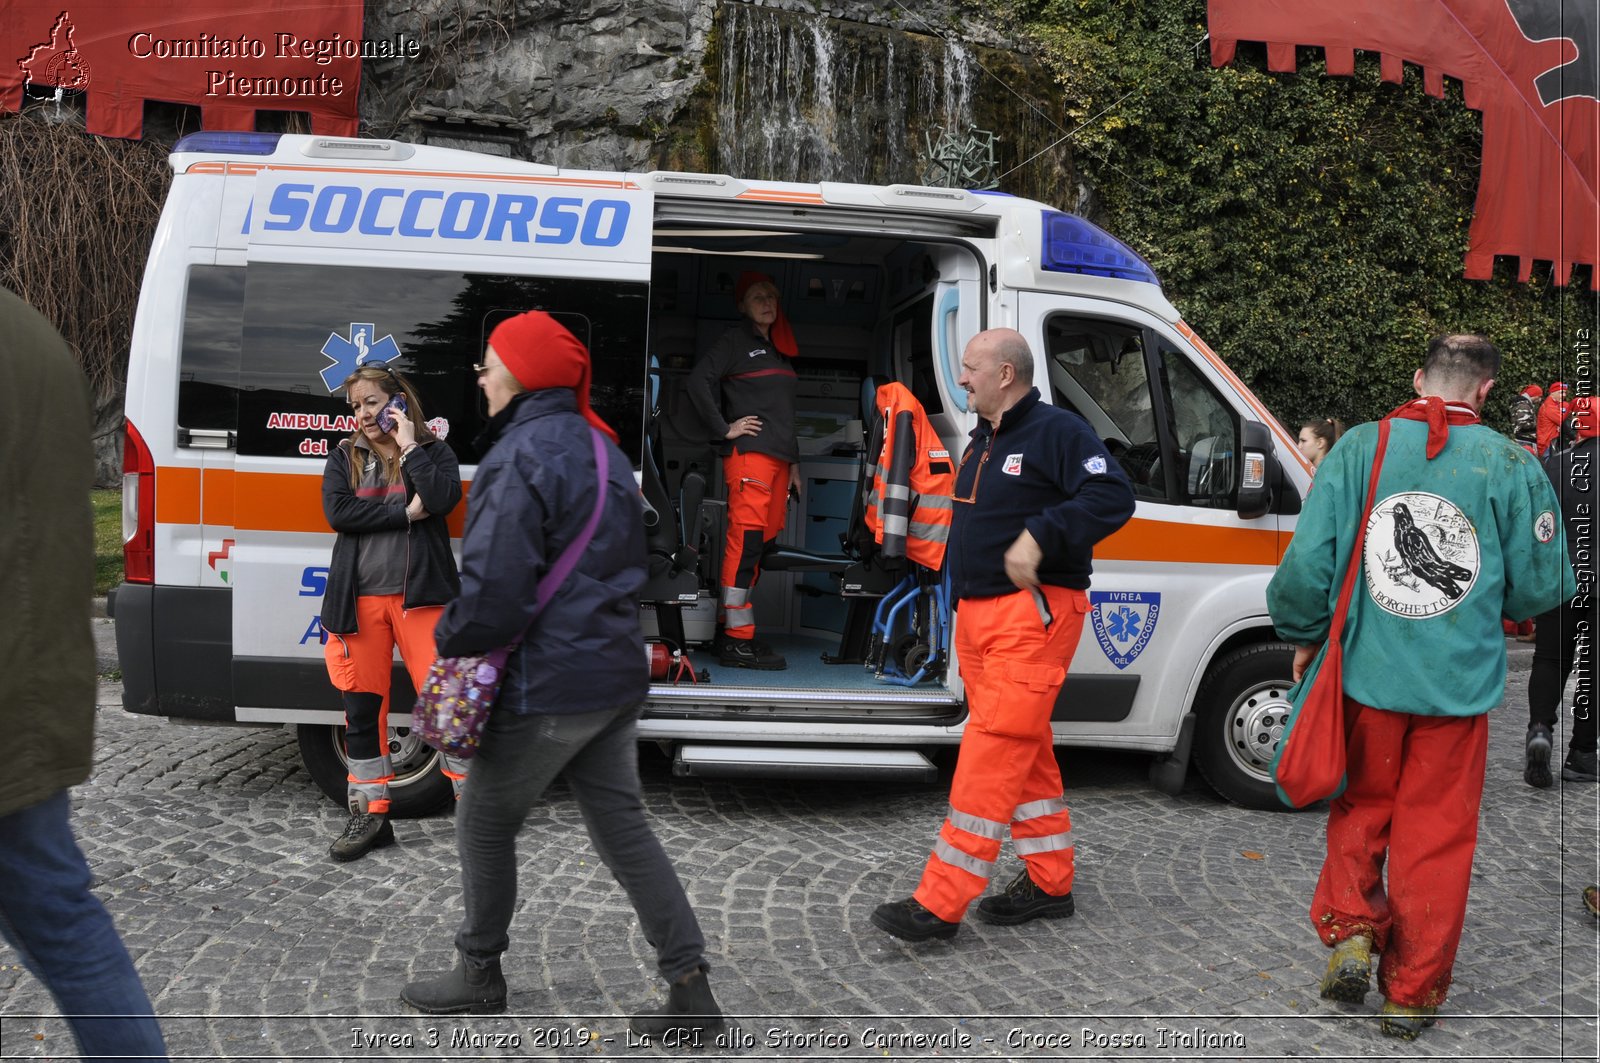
[453,701,707,983]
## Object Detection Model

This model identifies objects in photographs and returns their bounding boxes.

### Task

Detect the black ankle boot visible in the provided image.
[400,961,507,1015]
[630,967,723,1041]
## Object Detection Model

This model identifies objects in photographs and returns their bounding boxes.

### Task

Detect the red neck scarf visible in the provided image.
[1384,396,1480,459]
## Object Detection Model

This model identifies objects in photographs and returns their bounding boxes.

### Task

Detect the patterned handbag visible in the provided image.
[413,429,608,758]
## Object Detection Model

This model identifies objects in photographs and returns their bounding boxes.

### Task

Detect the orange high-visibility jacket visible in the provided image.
[864,382,955,569]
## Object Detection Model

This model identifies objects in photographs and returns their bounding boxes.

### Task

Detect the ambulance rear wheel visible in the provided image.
[297,723,454,818]
[1192,643,1297,812]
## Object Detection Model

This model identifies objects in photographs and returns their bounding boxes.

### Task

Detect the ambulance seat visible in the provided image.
[640,359,718,648]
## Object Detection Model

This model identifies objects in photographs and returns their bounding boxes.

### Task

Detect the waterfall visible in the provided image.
[716,3,983,186]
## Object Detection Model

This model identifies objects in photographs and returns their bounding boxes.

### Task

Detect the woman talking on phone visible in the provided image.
[319,364,463,862]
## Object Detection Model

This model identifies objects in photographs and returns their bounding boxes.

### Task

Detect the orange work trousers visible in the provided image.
[324,595,450,807]
[720,450,790,640]
[1311,703,1488,1008]
[914,585,1088,922]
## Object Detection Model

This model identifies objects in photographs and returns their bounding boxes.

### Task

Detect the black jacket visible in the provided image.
[434,390,649,716]
[1542,436,1599,575]
[685,319,800,463]
[948,388,1135,600]
[319,437,462,634]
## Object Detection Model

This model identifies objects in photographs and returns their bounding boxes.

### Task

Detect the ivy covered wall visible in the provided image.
[1000,0,1596,433]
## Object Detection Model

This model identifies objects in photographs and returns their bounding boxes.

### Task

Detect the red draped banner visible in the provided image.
[1208,1,1598,289]
[3,1,371,139]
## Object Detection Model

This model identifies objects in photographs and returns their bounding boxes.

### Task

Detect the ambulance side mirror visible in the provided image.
[1235,420,1274,520]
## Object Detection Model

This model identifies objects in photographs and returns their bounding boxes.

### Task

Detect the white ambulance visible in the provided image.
[113,132,1311,815]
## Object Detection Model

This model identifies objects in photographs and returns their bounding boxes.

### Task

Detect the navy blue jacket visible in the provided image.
[434,389,648,716]
[948,388,1135,600]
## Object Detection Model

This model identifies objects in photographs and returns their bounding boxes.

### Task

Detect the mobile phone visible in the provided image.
[377,393,407,433]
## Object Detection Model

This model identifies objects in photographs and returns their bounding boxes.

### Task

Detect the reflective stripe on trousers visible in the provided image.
[346,754,394,815]
[914,586,1088,923]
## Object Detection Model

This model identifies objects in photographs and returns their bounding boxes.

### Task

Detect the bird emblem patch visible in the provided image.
[1364,492,1480,618]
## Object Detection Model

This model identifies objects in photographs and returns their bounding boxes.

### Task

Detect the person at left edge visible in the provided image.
[872,328,1135,943]
[320,365,464,862]
[0,284,169,1061]
[401,312,724,1039]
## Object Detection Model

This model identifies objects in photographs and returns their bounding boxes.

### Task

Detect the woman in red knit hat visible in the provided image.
[685,272,801,670]
[402,311,723,1040]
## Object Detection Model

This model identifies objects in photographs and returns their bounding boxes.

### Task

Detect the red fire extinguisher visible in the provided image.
[647,642,674,680]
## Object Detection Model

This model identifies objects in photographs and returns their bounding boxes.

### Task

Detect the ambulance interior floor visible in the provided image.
[677,632,948,692]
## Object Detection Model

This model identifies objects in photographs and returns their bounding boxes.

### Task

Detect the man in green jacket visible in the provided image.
[1268,333,1572,1040]
[0,285,168,1061]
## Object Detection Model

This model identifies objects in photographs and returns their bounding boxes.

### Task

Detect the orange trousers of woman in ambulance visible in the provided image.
[914,585,1088,922]
[719,451,791,641]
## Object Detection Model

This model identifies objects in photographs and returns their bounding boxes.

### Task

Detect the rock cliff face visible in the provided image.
[362,0,1071,201]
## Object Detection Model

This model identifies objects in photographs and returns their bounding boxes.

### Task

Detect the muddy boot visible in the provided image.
[1378,1000,1437,1040]
[400,959,507,1015]
[1319,933,1372,1003]
[630,967,723,1043]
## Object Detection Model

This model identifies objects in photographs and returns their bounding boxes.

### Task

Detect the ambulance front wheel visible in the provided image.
[1192,643,1297,812]
[297,723,454,817]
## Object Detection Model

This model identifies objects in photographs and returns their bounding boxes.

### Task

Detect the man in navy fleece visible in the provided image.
[871,328,1135,942]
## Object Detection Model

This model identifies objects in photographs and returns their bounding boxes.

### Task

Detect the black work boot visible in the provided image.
[717,636,786,670]
[974,868,1076,926]
[870,897,960,941]
[630,967,723,1043]
[329,811,394,862]
[400,960,508,1015]
[1525,724,1554,788]
[1562,748,1599,782]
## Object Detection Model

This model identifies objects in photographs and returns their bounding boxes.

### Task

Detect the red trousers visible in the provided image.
[914,586,1087,922]
[1311,701,1488,1007]
[720,450,790,640]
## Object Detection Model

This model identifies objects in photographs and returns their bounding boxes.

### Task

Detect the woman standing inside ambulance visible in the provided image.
[319,365,463,862]
[686,272,800,671]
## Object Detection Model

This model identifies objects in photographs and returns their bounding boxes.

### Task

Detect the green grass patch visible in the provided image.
[91,488,123,597]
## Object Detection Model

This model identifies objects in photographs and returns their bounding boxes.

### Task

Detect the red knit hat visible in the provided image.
[735,271,798,358]
[1573,396,1600,439]
[487,311,619,443]
[1522,384,1544,399]
[1550,381,1569,396]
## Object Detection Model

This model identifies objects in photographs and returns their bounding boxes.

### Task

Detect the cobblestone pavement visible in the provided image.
[0,620,1595,1061]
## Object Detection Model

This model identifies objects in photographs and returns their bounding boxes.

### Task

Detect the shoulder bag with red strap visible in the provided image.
[1272,418,1390,809]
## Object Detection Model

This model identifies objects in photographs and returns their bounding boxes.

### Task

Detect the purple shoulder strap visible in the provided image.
[509,428,609,648]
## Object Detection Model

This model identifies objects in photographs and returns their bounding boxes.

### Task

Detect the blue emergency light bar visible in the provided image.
[1040,210,1160,286]
[173,131,282,155]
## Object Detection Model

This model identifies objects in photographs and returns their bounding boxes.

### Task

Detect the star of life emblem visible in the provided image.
[1089,591,1160,670]
[319,322,404,392]
[1084,455,1108,475]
